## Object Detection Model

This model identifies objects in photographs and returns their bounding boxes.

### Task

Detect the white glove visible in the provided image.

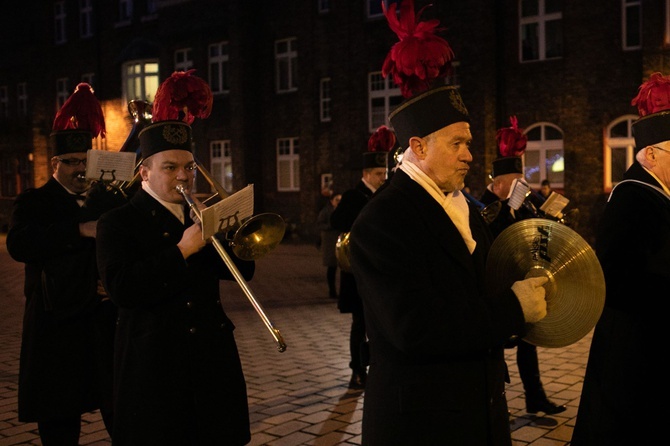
[511,276,549,323]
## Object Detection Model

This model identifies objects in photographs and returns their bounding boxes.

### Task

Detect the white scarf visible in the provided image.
[142,181,185,224]
[400,161,476,253]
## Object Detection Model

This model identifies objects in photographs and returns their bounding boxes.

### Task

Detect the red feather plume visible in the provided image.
[496,116,527,157]
[52,83,106,138]
[368,125,397,152]
[152,69,213,125]
[381,0,455,98]
[631,72,670,117]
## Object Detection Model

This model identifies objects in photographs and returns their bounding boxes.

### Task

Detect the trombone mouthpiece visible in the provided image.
[175,185,187,194]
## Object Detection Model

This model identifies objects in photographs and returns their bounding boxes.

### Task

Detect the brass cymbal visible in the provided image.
[487,218,605,348]
[232,213,286,261]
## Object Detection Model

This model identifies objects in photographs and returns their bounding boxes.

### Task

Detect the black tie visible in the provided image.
[74,194,86,202]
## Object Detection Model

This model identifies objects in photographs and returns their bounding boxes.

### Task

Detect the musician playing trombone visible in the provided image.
[96,72,255,446]
[478,116,567,416]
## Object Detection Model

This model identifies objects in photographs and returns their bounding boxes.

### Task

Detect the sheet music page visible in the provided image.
[540,191,570,218]
[86,150,137,182]
[201,184,255,240]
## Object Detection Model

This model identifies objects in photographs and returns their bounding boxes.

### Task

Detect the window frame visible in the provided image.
[208,42,230,95]
[275,38,298,94]
[0,86,8,118]
[54,1,67,44]
[523,121,565,189]
[604,114,637,191]
[79,0,94,38]
[276,137,300,192]
[17,83,28,117]
[622,0,641,50]
[319,77,331,122]
[56,78,70,111]
[210,139,233,194]
[368,71,402,133]
[175,48,194,72]
[519,0,563,62]
[122,60,159,104]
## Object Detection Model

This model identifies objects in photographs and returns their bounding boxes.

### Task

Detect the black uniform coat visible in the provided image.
[572,162,670,446]
[350,170,528,446]
[96,189,255,446]
[6,177,115,422]
[330,180,373,313]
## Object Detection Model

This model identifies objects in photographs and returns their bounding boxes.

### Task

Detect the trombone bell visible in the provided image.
[232,213,286,261]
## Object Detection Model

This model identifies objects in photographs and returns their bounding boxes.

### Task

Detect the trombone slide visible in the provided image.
[176,185,287,353]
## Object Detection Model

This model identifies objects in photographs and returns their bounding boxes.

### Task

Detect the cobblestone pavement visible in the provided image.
[0,234,589,445]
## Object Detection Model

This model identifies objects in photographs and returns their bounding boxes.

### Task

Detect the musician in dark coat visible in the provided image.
[6,84,115,445]
[350,4,549,441]
[330,126,394,389]
[572,72,670,446]
[96,118,255,446]
[478,117,566,416]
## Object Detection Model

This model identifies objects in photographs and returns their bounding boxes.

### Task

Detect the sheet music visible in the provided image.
[540,191,570,218]
[86,150,137,182]
[201,184,255,240]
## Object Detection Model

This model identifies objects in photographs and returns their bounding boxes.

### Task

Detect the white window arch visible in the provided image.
[604,114,637,191]
[523,122,564,189]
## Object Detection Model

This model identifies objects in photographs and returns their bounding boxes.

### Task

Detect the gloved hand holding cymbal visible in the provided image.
[511,276,549,323]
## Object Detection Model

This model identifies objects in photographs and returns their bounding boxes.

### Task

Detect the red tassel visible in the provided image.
[368,125,397,152]
[381,0,454,98]
[52,83,106,138]
[496,116,527,157]
[632,72,670,117]
[152,69,213,125]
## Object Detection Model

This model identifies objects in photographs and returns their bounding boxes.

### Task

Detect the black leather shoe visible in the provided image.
[348,372,366,389]
[526,399,567,415]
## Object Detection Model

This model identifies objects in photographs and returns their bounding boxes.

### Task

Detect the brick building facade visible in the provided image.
[1,0,668,245]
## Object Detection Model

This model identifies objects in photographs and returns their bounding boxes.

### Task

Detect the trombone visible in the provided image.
[176,166,288,352]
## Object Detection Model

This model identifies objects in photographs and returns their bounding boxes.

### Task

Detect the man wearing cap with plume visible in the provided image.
[572,73,670,445]
[348,1,549,444]
[479,116,566,416]
[96,70,255,445]
[6,83,116,444]
[330,124,396,390]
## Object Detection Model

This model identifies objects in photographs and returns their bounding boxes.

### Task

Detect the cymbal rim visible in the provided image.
[487,218,605,348]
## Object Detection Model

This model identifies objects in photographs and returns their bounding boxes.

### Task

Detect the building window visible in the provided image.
[623,0,641,50]
[367,0,399,18]
[56,78,70,110]
[54,1,67,44]
[275,38,298,93]
[119,0,133,23]
[318,0,330,14]
[0,86,8,118]
[17,83,28,117]
[79,0,94,38]
[523,122,564,189]
[320,77,331,122]
[147,0,158,14]
[81,73,95,89]
[277,137,300,191]
[519,0,563,62]
[604,115,637,191]
[122,60,159,103]
[175,48,193,72]
[209,42,229,94]
[369,71,402,133]
[210,140,233,194]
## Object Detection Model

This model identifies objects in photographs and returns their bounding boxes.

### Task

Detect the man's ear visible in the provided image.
[408,137,425,158]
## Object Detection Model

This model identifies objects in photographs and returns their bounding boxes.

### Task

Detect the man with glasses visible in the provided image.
[6,83,116,445]
[572,72,670,445]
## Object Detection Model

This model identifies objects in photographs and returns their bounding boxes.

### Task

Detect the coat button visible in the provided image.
[186,301,193,308]
[189,327,196,334]
[163,232,170,238]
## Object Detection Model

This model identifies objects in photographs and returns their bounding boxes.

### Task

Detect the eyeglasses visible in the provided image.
[57,157,87,166]
[651,146,670,154]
